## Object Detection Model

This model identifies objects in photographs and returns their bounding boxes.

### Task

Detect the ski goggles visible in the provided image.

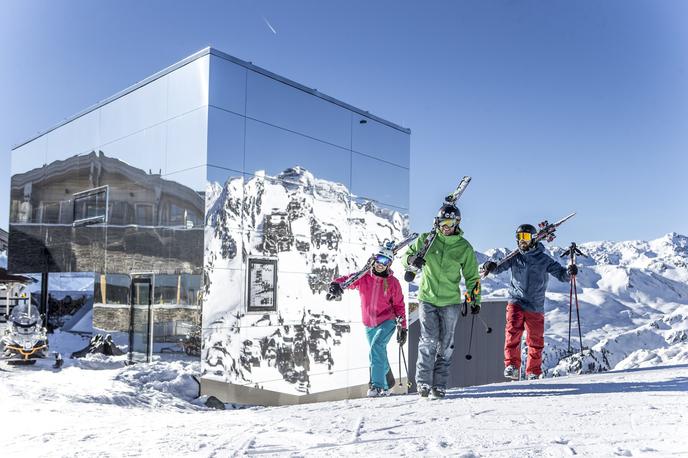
[438,218,458,228]
[516,232,534,241]
[374,254,393,266]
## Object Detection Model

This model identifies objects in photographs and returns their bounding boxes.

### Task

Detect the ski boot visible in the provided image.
[504,365,519,381]
[367,386,390,398]
[430,387,446,400]
[525,373,540,381]
[417,384,431,399]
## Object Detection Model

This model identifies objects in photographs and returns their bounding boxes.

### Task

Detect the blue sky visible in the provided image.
[1,0,687,251]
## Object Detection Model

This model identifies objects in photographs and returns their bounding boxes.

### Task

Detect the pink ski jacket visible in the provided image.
[334,270,407,329]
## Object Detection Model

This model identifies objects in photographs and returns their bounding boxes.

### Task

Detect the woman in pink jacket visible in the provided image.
[327,243,407,397]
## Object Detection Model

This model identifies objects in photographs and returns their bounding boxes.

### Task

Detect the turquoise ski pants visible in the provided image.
[365,319,396,389]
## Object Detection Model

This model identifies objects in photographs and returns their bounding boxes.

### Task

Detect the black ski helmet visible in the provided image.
[516,224,537,237]
[436,203,461,222]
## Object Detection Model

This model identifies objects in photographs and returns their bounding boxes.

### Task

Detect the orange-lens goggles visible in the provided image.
[438,218,457,228]
[516,232,533,241]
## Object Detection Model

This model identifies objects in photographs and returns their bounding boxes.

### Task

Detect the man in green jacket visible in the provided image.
[404,202,481,399]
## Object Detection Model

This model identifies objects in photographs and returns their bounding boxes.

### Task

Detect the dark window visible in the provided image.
[168,204,186,226]
[73,186,108,226]
[109,201,134,225]
[135,204,154,226]
[41,202,60,224]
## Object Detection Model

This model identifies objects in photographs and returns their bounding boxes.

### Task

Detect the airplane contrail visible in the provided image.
[263,17,277,34]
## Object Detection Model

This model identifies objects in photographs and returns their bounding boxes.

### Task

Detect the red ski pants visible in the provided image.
[504,303,545,376]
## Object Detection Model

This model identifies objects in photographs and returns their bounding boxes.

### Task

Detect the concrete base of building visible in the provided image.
[201,377,410,406]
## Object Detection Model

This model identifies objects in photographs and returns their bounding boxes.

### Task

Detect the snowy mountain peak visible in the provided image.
[276,166,316,187]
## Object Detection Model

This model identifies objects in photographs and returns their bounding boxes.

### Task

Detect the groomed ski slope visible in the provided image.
[1,354,686,457]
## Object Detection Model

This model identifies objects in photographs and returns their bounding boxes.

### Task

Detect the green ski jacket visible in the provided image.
[403,229,481,307]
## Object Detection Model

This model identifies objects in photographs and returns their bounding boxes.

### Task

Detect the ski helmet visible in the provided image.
[436,203,461,223]
[516,223,537,242]
[374,241,395,266]
[516,224,537,235]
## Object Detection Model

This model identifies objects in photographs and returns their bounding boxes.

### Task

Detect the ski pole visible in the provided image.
[465,314,476,360]
[568,278,574,354]
[398,343,402,388]
[399,344,412,388]
[561,242,587,355]
[476,315,492,334]
[573,274,583,353]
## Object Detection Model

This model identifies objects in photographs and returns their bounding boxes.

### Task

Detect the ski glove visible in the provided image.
[326,282,344,301]
[470,303,481,315]
[567,264,578,276]
[408,255,426,270]
[481,261,497,276]
[396,327,408,345]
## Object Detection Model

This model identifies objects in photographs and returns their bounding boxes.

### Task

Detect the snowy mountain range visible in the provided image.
[201,167,408,393]
[478,232,688,375]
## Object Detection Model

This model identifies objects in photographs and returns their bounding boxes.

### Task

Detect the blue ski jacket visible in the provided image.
[493,242,570,313]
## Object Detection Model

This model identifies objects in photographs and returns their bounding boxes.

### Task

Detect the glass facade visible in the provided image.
[202,53,410,399]
[7,49,410,400]
[9,54,209,360]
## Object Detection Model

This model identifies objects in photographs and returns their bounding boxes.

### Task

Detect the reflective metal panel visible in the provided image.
[165,107,208,176]
[99,76,168,145]
[206,166,244,236]
[47,272,94,332]
[11,135,47,176]
[129,277,152,363]
[46,110,100,164]
[99,124,166,183]
[162,165,207,198]
[10,147,46,225]
[209,55,247,115]
[352,116,410,168]
[207,107,244,172]
[244,119,350,187]
[167,55,210,118]
[351,152,409,209]
[246,72,351,149]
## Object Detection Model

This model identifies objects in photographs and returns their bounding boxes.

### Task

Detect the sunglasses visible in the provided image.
[438,218,457,228]
[516,232,534,241]
[374,254,393,266]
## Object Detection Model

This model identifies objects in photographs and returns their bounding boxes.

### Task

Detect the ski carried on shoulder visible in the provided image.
[404,176,472,282]
[482,212,576,278]
[327,232,419,300]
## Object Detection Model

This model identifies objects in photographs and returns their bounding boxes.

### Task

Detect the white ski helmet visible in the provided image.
[374,240,395,265]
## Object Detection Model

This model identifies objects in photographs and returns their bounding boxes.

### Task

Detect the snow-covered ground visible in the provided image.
[2,233,688,456]
[1,334,686,457]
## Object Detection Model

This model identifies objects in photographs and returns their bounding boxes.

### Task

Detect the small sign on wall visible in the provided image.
[246,256,278,313]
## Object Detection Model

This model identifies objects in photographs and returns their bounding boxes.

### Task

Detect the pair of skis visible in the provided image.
[404,176,473,282]
[326,232,419,301]
[481,212,577,278]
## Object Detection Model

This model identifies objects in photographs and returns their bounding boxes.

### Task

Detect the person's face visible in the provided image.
[373,262,388,273]
[438,218,457,236]
[516,232,533,251]
[373,254,392,272]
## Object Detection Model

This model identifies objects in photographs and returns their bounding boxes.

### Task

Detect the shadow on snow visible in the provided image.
[446,364,688,399]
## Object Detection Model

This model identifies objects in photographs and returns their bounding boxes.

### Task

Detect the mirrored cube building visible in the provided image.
[8,47,411,404]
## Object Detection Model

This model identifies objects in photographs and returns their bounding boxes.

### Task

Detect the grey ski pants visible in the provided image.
[415,301,460,390]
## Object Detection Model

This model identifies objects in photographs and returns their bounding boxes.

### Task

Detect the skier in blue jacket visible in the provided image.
[482,224,577,380]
